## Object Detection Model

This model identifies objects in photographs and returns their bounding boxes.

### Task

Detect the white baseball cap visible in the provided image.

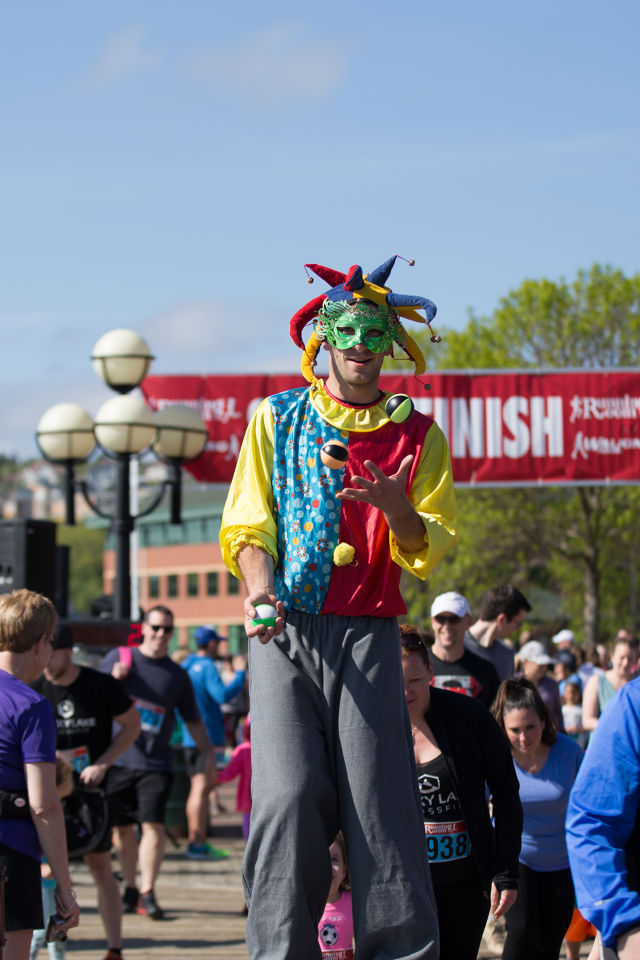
[430,591,471,619]
[519,640,556,665]
[552,629,575,646]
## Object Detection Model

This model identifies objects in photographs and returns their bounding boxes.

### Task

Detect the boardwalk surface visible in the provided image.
[63,781,249,960]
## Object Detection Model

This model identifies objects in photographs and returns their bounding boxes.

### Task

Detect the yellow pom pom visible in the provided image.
[333,542,356,566]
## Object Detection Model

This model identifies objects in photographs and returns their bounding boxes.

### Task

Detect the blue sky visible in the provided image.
[2,0,639,459]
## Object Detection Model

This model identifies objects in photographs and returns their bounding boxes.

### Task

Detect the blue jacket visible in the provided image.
[566,676,640,948]
[181,656,246,748]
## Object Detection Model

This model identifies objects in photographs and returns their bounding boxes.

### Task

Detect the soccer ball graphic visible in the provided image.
[320,922,339,947]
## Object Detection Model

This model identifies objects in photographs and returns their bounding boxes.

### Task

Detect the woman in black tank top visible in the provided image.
[401,625,522,960]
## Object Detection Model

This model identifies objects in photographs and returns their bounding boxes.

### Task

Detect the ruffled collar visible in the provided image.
[309,379,391,433]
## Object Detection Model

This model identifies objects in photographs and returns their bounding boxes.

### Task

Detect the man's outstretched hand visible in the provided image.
[336,455,414,513]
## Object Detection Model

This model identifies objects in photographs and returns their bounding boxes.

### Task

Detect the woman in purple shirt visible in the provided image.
[0,590,80,959]
[492,678,583,960]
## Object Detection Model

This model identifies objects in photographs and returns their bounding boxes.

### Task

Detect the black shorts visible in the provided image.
[183,747,208,778]
[106,767,174,826]
[0,841,43,931]
[87,793,117,854]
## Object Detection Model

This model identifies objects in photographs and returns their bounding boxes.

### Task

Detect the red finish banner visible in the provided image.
[141,370,640,487]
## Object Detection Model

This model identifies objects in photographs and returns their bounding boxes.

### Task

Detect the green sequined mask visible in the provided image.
[316,300,396,352]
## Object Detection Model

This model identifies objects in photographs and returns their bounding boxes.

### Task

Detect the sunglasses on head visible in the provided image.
[434,613,462,626]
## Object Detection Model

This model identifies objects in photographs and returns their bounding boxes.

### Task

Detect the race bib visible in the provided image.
[133,698,165,735]
[424,819,470,862]
[58,745,90,773]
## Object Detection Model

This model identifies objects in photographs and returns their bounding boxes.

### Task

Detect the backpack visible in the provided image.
[62,784,109,860]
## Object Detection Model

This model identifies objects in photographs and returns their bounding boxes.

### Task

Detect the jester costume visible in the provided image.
[222,380,456,615]
[220,257,458,960]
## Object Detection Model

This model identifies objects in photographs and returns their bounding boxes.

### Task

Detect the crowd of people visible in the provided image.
[1,582,638,960]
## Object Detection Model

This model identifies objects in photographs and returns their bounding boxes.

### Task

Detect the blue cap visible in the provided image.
[194,625,223,647]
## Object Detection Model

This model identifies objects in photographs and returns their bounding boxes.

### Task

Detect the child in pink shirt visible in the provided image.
[318,831,354,959]
[217,715,252,840]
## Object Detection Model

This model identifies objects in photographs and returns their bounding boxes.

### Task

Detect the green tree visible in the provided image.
[405,265,640,645]
[56,523,106,615]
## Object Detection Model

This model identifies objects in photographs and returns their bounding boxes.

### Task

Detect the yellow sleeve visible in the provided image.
[390,420,459,580]
[219,399,278,578]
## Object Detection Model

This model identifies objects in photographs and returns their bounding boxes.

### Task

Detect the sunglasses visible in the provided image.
[433,614,462,626]
[148,624,174,634]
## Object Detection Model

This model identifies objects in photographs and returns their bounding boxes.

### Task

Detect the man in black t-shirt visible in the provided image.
[100,605,216,921]
[33,624,141,960]
[428,591,500,709]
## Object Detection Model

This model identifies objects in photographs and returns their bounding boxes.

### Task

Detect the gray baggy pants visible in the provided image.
[244,611,439,960]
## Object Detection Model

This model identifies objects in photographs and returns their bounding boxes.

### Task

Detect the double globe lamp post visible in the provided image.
[36,329,208,621]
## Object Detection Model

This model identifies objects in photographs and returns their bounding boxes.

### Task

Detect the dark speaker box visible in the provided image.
[0,519,57,603]
[55,544,70,617]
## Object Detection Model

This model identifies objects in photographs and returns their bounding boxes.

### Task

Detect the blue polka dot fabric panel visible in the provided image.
[270,389,348,613]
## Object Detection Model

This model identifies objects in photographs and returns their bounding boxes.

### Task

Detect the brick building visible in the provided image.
[101,484,248,653]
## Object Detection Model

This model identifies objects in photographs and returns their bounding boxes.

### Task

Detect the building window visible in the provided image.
[167,574,178,598]
[184,519,205,543]
[149,575,159,599]
[167,524,183,545]
[228,573,240,596]
[228,624,247,655]
[187,573,199,597]
[207,572,219,596]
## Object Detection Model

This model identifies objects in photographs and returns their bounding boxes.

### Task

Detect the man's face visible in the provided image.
[206,639,219,659]
[496,608,527,639]
[28,632,54,684]
[140,611,174,658]
[44,647,74,682]
[324,340,388,395]
[522,660,547,684]
[431,610,471,655]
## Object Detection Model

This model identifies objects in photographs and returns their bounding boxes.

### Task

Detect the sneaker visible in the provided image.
[122,886,139,914]
[102,952,124,960]
[186,842,229,861]
[138,889,164,920]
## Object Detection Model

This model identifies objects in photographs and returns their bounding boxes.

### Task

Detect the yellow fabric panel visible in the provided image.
[401,330,426,375]
[352,280,391,309]
[220,399,278,578]
[301,330,321,383]
[389,420,459,580]
[396,306,427,325]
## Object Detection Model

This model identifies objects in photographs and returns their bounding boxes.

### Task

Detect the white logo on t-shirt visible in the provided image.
[57,699,75,720]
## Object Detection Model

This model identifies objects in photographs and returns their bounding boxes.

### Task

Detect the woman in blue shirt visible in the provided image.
[492,678,583,960]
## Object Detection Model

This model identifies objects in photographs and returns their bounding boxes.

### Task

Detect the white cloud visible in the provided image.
[187,22,347,107]
[139,299,303,375]
[84,24,159,90]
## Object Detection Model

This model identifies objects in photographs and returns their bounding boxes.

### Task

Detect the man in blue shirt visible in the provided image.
[182,625,247,860]
[566,676,640,958]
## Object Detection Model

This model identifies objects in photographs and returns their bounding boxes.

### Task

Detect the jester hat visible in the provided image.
[289,255,440,383]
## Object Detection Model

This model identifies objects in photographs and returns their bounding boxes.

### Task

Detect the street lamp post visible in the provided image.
[36,329,208,621]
